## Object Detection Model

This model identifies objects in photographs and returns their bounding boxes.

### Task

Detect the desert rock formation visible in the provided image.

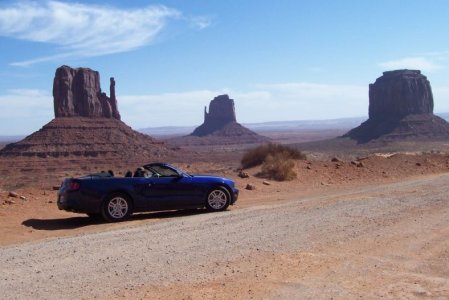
[179,94,268,145]
[0,66,166,158]
[368,70,433,118]
[344,69,449,143]
[53,65,120,119]
[191,95,237,136]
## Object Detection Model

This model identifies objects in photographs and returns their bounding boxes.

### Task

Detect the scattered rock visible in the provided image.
[238,171,250,178]
[48,200,53,204]
[262,181,271,185]
[19,196,26,200]
[331,157,342,162]
[351,161,364,168]
[245,184,256,190]
[416,162,422,166]
[8,191,18,198]
[4,199,15,205]
[306,165,312,170]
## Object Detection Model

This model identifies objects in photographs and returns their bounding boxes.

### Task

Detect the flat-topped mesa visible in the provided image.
[205,94,237,124]
[53,65,121,119]
[192,94,237,136]
[344,69,449,143]
[369,69,433,119]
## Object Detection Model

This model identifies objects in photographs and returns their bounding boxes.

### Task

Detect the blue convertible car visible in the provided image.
[57,163,239,222]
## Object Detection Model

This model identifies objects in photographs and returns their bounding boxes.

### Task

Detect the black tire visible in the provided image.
[101,193,133,222]
[205,187,230,212]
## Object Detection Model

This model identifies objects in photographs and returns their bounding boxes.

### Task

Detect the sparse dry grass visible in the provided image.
[241,143,305,169]
[259,153,297,181]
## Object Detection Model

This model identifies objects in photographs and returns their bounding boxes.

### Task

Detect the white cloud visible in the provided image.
[0,89,53,135]
[0,82,369,134]
[120,90,226,128]
[118,82,367,129]
[189,16,213,30]
[239,82,367,121]
[0,1,189,66]
[379,56,443,72]
[433,86,449,113]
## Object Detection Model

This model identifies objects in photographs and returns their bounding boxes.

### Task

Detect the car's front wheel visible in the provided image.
[102,193,133,222]
[205,187,230,212]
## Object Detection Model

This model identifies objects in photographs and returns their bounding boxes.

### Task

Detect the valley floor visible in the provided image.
[1,171,449,299]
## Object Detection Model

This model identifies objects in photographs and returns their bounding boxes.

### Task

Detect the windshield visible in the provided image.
[148,165,180,177]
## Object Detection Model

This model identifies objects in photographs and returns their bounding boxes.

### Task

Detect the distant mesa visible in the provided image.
[191,94,237,136]
[172,94,268,145]
[344,69,449,143]
[0,66,166,158]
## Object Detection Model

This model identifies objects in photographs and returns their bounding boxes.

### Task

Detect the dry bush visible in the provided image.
[259,153,297,181]
[241,143,305,169]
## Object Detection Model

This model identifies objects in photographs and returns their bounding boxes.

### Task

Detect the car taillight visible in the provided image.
[68,181,80,191]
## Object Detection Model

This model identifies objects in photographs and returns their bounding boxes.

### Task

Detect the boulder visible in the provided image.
[238,170,250,178]
[245,184,256,190]
[53,65,120,119]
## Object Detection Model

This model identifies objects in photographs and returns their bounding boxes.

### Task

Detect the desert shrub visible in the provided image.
[259,153,297,181]
[241,143,305,169]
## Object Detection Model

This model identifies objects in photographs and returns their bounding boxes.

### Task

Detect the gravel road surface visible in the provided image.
[1,174,449,299]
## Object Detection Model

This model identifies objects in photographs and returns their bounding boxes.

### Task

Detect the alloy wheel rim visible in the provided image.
[208,190,227,209]
[108,197,128,219]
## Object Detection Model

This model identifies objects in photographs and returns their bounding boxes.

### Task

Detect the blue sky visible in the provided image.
[1,0,449,135]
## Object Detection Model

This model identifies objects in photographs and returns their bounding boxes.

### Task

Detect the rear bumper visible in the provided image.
[57,192,101,214]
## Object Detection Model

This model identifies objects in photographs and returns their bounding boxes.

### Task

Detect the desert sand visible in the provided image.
[1,147,449,299]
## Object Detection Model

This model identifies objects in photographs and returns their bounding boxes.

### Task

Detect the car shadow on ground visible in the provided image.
[22,209,206,231]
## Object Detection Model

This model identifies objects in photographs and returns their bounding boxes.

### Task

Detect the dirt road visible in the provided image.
[1,174,449,299]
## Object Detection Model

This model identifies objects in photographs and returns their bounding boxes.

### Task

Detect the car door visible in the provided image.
[140,165,204,210]
[143,175,194,209]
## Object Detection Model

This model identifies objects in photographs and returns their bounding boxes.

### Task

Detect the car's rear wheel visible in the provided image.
[102,193,132,222]
[205,187,230,212]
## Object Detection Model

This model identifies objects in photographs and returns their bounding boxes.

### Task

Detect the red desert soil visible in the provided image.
[1,152,448,246]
